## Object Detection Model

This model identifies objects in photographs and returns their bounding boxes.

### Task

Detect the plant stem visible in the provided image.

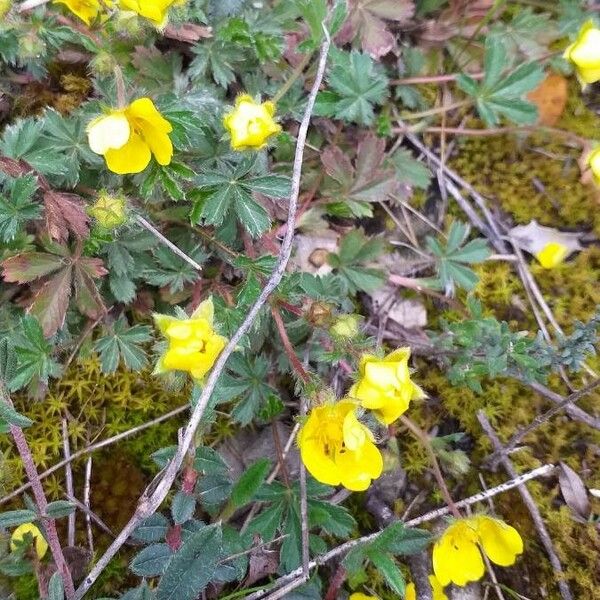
[271,305,310,383]
[399,415,461,519]
[271,51,314,105]
[2,384,76,598]
[400,100,471,120]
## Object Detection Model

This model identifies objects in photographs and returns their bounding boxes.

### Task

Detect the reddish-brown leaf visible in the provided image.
[2,252,66,283]
[337,0,415,59]
[43,190,89,242]
[77,256,108,278]
[73,263,106,318]
[28,266,72,337]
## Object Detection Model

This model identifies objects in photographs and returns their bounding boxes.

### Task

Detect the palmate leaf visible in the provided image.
[193,157,290,237]
[94,317,152,374]
[8,316,61,392]
[189,40,246,87]
[0,174,41,242]
[320,133,398,217]
[328,229,386,294]
[315,49,389,125]
[457,37,545,127]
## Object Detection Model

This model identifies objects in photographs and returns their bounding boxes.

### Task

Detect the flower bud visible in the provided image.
[0,0,12,18]
[89,193,127,229]
[330,314,361,339]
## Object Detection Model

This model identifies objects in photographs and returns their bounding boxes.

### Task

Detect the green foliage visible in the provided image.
[328,230,386,294]
[0,175,40,243]
[315,49,389,125]
[457,37,545,127]
[425,221,491,294]
[94,317,152,374]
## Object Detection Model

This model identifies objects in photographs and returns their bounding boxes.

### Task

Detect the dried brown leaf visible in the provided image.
[73,261,107,319]
[558,461,591,521]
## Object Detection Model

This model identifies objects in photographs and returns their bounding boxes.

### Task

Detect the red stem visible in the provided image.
[271,306,310,383]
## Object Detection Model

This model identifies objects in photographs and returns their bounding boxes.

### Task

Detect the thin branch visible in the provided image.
[83,456,94,552]
[17,0,49,11]
[271,306,310,383]
[0,404,189,506]
[2,384,75,598]
[62,419,75,548]
[73,33,331,599]
[65,493,114,539]
[477,411,573,600]
[135,215,203,272]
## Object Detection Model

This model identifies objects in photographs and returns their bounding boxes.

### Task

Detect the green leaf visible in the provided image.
[371,522,432,555]
[0,399,33,428]
[45,500,75,518]
[367,551,405,595]
[171,492,196,524]
[242,175,291,197]
[0,175,40,242]
[0,509,37,528]
[131,543,172,577]
[246,501,285,542]
[230,458,271,508]
[194,447,229,475]
[156,524,222,600]
[316,49,389,125]
[48,572,64,600]
[133,514,170,543]
[482,36,506,89]
[94,317,152,374]
[233,194,271,237]
[390,149,432,190]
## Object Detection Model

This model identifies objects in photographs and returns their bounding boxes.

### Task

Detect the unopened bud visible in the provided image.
[89,193,127,229]
[330,314,361,339]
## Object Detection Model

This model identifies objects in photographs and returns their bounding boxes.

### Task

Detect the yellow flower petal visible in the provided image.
[104,132,152,174]
[153,297,227,381]
[588,146,600,185]
[474,516,523,567]
[349,594,378,600]
[535,242,569,269]
[223,94,282,151]
[405,583,416,600]
[433,519,484,587]
[298,402,382,491]
[53,0,101,24]
[87,112,130,155]
[406,576,448,600]
[342,410,367,451]
[564,20,600,86]
[190,297,215,324]
[11,523,48,559]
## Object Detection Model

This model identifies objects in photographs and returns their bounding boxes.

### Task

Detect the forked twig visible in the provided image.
[477,411,573,600]
[73,32,331,599]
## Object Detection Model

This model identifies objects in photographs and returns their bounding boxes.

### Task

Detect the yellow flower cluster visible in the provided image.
[222,95,282,151]
[153,297,227,381]
[87,97,173,175]
[298,348,421,491]
[52,0,180,27]
[433,515,523,587]
[10,523,48,559]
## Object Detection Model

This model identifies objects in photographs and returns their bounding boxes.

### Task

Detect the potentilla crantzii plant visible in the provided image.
[1,1,599,600]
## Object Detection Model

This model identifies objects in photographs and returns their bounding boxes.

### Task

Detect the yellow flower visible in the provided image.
[0,0,12,19]
[349,348,425,425]
[11,523,48,559]
[89,193,127,229]
[535,242,568,269]
[53,0,102,25]
[587,146,600,185]
[118,0,180,27]
[564,20,600,86]
[298,400,383,491]
[349,594,378,600]
[405,575,447,600]
[87,97,173,175]
[223,94,282,151]
[433,516,523,587]
[153,297,227,381]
